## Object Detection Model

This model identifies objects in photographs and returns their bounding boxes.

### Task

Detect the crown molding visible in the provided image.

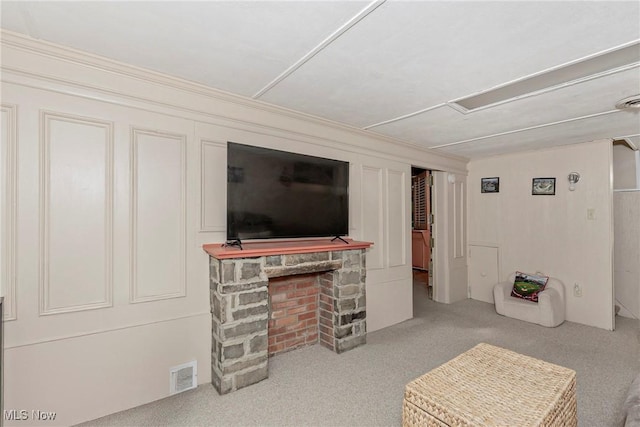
[0,30,469,173]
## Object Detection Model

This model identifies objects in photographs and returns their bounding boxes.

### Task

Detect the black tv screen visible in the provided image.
[227,142,349,240]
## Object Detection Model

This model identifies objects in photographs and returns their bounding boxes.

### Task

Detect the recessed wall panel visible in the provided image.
[387,170,406,267]
[1,104,17,320]
[200,140,226,232]
[454,180,466,259]
[468,245,499,303]
[40,112,113,314]
[361,166,383,269]
[131,128,186,302]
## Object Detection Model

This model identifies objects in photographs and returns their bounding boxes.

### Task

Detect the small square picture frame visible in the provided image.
[481,177,499,193]
[532,177,556,195]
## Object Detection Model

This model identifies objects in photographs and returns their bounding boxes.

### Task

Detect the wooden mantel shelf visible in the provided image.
[203,238,373,260]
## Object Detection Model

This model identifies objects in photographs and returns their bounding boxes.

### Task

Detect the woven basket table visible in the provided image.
[402,343,577,427]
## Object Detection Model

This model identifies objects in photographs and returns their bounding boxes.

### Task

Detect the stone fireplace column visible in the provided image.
[207,242,370,395]
[209,257,269,394]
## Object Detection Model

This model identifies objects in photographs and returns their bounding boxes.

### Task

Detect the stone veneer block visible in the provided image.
[263,260,342,278]
[208,246,368,395]
[284,252,330,266]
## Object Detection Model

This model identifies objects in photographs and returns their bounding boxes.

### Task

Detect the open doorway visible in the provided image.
[411,167,432,299]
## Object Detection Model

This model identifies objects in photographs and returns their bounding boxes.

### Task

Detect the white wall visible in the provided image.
[613,142,640,190]
[0,31,467,425]
[1,104,17,320]
[614,191,640,319]
[611,141,639,319]
[467,140,614,330]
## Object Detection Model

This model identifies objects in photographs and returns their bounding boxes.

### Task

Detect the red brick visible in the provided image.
[298,311,316,321]
[319,294,332,303]
[285,336,305,348]
[319,302,332,313]
[286,289,309,299]
[319,308,332,318]
[319,316,332,327]
[299,296,317,305]
[296,280,318,289]
[294,329,308,338]
[275,332,296,342]
[270,342,285,353]
[269,292,287,303]
[271,300,298,310]
[269,326,288,336]
[286,321,306,332]
[322,280,333,288]
[320,332,334,345]
[269,276,297,285]
[319,324,332,336]
[265,273,335,356]
[270,309,286,319]
[295,328,313,337]
[277,285,296,294]
[274,316,297,328]
[288,305,308,315]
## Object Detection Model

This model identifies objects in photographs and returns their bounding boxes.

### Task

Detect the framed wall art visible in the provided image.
[532,177,555,195]
[481,177,499,193]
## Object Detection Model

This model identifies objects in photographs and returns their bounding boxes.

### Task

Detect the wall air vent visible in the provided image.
[615,95,640,110]
[452,42,640,112]
[170,361,197,395]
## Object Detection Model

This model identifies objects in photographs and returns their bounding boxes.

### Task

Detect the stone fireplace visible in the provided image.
[204,239,371,395]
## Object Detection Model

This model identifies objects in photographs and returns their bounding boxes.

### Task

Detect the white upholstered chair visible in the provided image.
[493,273,566,327]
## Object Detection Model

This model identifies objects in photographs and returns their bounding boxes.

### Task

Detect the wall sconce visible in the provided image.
[568,172,580,191]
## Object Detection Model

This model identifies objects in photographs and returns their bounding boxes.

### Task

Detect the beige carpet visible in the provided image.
[79,281,640,427]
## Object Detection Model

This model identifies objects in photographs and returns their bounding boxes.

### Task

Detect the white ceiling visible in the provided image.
[2,1,639,159]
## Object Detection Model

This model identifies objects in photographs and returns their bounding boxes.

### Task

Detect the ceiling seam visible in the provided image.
[430,110,622,149]
[363,103,447,130]
[251,0,386,99]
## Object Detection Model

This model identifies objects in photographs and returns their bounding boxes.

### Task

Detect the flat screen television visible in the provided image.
[227,142,349,241]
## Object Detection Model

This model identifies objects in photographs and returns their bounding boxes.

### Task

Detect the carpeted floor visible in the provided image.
[79,281,640,427]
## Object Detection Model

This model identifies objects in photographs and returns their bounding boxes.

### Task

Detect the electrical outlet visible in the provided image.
[587,208,596,220]
[573,282,582,297]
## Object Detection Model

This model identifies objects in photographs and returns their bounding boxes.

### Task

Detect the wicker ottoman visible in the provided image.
[402,343,577,426]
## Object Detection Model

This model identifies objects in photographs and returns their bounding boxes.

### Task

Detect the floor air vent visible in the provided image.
[170,361,197,395]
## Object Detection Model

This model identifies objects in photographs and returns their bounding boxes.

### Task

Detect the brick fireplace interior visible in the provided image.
[268,273,320,355]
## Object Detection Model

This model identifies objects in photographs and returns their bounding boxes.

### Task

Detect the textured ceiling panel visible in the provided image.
[437,111,640,158]
[260,1,640,127]
[0,1,368,96]
[373,67,640,146]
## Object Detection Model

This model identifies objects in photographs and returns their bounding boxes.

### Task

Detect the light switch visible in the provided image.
[587,208,596,220]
